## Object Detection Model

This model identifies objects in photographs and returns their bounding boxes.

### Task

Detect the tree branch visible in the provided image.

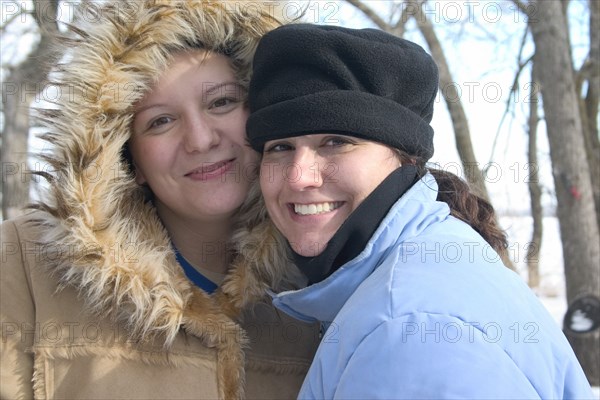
[406,1,489,196]
[33,0,60,34]
[488,25,533,165]
[391,0,422,37]
[526,60,543,289]
[511,0,529,15]
[18,0,60,83]
[344,0,391,31]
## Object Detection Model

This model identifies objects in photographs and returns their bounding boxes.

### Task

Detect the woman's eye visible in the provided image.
[210,97,239,111]
[265,143,292,153]
[213,98,231,107]
[324,136,353,147]
[149,116,173,129]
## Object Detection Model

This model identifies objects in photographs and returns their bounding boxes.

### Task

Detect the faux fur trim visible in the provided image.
[32,353,46,400]
[29,1,293,398]
[215,183,305,319]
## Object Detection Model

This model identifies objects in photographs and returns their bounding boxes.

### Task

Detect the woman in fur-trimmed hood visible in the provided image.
[0,1,318,399]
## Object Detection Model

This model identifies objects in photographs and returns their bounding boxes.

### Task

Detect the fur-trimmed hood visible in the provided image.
[29,2,294,397]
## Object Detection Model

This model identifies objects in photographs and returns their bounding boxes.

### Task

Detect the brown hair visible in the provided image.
[397,152,508,255]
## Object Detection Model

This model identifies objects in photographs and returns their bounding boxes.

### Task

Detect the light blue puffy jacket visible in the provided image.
[272,174,593,399]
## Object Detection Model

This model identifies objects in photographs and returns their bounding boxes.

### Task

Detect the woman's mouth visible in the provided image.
[186,159,235,181]
[293,202,343,216]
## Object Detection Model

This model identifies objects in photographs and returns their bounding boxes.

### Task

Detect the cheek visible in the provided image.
[226,108,250,143]
[129,138,171,182]
[259,164,285,216]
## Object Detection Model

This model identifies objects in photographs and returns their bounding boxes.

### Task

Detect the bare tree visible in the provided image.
[1,0,60,219]
[577,0,600,231]
[343,0,521,270]
[405,0,491,202]
[346,0,490,201]
[526,61,542,289]
[493,26,542,287]
[516,0,600,384]
[344,0,598,382]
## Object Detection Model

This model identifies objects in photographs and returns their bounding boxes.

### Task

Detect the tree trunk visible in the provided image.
[1,67,31,219]
[408,1,519,271]
[528,0,600,385]
[526,63,542,289]
[343,0,516,269]
[408,1,490,203]
[344,0,490,202]
[1,0,60,220]
[582,0,600,232]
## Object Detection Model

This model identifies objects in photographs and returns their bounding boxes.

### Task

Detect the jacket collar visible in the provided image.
[270,173,450,323]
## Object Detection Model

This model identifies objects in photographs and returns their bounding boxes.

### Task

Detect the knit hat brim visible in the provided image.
[247,90,434,159]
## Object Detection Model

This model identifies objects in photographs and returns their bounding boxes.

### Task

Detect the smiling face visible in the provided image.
[129,50,258,225]
[260,134,401,257]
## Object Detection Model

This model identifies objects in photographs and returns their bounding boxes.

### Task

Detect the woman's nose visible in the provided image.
[182,115,220,153]
[286,147,325,191]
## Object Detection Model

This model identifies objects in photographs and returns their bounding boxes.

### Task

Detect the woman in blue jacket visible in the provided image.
[246,24,594,399]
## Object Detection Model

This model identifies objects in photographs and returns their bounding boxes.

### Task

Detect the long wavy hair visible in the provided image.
[396,151,508,256]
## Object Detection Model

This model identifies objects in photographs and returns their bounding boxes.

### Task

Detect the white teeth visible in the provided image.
[294,202,340,216]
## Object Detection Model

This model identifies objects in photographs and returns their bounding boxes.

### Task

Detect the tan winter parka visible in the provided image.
[0,1,318,399]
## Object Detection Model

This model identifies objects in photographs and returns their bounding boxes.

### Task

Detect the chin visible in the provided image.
[290,239,328,258]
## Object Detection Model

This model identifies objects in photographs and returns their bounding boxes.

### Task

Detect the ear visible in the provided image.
[134,165,147,185]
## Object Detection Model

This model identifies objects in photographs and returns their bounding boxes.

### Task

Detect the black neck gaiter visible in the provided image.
[292,165,418,285]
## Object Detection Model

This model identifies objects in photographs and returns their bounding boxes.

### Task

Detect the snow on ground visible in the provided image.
[500,216,599,397]
[500,216,567,325]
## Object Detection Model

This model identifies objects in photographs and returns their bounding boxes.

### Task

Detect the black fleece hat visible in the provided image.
[247,24,439,160]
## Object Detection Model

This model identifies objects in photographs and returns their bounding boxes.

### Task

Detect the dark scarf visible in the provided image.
[292,165,418,285]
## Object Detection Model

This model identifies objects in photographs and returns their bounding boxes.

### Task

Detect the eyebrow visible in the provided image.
[203,81,247,96]
[135,81,246,115]
[135,103,167,114]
